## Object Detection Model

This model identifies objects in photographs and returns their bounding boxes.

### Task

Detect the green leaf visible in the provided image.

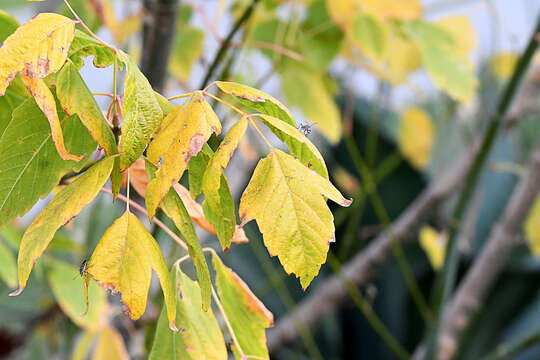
[146,160,212,311]
[402,20,478,103]
[239,149,351,288]
[0,238,16,287]
[188,143,213,198]
[118,50,163,170]
[0,9,19,42]
[202,118,247,250]
[351,12,388,61]
[12,157,114,294]
[68,30,117,69]
[86,211,177,329]
[149,267,227,360]
[0,98,96,228]
[56,61,122,197]
[281,61,342,144]
[170,26,204,80]
[257,114,328,178]
[155,91,175,116]
[216,81,296,127]
[46,259,107,330]
[212,254,273,359]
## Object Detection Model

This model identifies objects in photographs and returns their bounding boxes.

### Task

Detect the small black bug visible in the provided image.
[298,122,316,136]
[79,259,88,277]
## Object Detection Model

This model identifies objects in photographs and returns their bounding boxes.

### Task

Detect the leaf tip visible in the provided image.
[169,322,179,332]
[9,287,25,296]
[341,197,353,207]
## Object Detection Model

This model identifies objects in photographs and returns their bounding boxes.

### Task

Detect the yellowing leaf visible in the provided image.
[118,51,164,170]
[47,259,107,331]
[91,326,129,360]
[489,53,518,79]
[0,13,75,95]
[360,0,422,20]
[257,114,328,178]
[326,0,359,28]
[398,107,433,169]
[419,226,446,270]
[281,62,342,144]
[146,161,212,311]
[524,194,540,255]
[436,16,477,55]
[86,211,177,330]
[11,157,114,295]
[21,72,84,161]
[382,31,422,83]
[202,118,248,249]
[350,12,388,61]
[149,267,227,360]
[216,81,296,127]
[239,149,351,288]
[146,92,221,221]
[212,254,273,359]
[402,20,478,103]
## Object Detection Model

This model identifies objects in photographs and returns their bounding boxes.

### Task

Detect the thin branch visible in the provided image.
[266,140,480,350]
[425,15,540,359]
[416,141,540,360]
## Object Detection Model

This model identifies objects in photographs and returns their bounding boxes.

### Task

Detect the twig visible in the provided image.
[266,141,480,350]
[417,141,540,360]
[425,15,540,359]
[199,0,261,88]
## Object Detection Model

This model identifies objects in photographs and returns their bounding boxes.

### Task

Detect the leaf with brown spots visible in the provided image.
[145,92,221,221]
[212,253,273,359]
[10,157,113,296]
[86,211,177,330]
[21,71,83,161]
[0,13,75,95]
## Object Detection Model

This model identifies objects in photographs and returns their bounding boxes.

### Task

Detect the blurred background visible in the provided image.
[1,0,540,359]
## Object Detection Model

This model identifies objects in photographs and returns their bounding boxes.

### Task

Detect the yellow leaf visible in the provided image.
[489,53,519,79]
[326,0,359,28]
[419,226,446,270]
[11,157,114,295]
[91,326,129,360]
[0,13,75,95]
[436,16,477,55]
[360,0,422,20]
[398,107,433,169]
[524,194,540,255]
[239,149,352,288]
[146,92,221,221]
[86,211,177,330]
[21,72,84,161]
[382,31,422,83]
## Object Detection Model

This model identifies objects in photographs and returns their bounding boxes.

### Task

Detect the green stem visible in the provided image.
[344,135,433,324]
[327,253,411,360]
[199,0,261,88]
[426,14,540,359]
[481,327,540,360]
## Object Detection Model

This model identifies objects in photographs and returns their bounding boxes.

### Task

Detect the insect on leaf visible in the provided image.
[239,149,352,288]
[149,266,227,360]
[212,254,273,359]
[21,71,84,161]
[0,13,75,95]
[146,161,212,311]
[86,211,177,331]
[146,92,221,221]
[11,157,114,296]
[202,117,248,250]
[118,50,163,170]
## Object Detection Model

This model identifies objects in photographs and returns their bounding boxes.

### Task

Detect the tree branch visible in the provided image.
[415,141,540,360]
[140,0,179,92]
[267,141,480,350]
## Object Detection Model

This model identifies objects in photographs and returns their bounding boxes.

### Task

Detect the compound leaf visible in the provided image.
[86,211,177,330]
[12,157,114,295]
[239,149,351,288]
